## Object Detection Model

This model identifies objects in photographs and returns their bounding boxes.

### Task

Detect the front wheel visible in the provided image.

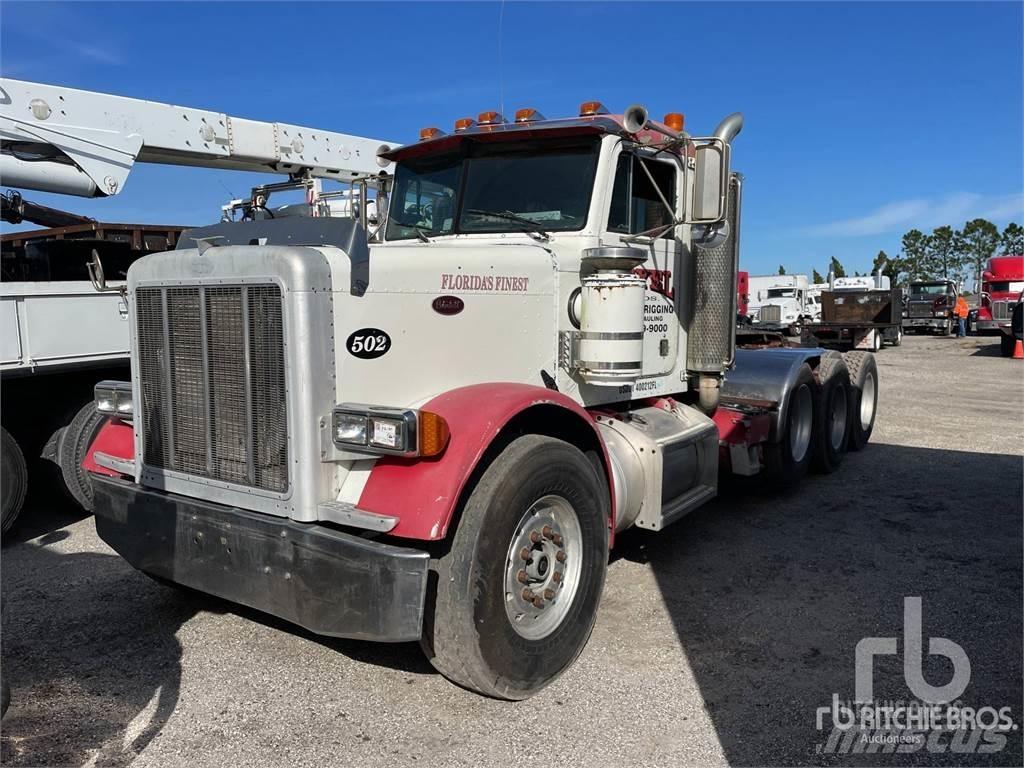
[1000,335,1015,357]
[59,402,106,511]
[422,435,609,700]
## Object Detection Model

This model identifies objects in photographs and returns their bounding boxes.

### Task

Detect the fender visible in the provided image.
[82,418,135,478]
[357,383,614,541]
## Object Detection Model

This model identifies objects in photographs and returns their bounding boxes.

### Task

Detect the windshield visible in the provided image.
[766,288,797,299]
[987,280,1024,293]
[911,284,952,296]
[385,137,599,241]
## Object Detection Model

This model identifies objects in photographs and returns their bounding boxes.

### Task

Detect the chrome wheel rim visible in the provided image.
[789,384,813,463]
[860,371,876,431]
[830,384,848,451]
[503,494,583,640]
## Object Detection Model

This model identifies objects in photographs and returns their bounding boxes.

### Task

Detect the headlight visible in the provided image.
[332,404,449,457]
[95,381,133,417]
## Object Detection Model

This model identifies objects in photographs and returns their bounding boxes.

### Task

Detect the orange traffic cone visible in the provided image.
[1013,339,1024,360]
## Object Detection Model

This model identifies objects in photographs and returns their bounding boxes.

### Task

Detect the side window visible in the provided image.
[607,153,676,238]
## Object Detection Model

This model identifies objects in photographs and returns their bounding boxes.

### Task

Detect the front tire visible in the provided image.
[811,354,851,473]
[422,434,609,700]
[1000,335,1015,357]
[842,351,878,451]
[59,402,106,511]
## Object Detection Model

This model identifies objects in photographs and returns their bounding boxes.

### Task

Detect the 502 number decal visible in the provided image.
[346,328,391,359]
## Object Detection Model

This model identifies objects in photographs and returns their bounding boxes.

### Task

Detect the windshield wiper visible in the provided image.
[413,226,432,243]
[466,209,551,241]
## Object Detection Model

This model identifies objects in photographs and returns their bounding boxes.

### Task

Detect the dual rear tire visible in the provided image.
[763,352,861,489]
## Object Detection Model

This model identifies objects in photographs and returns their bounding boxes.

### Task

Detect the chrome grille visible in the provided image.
[759,304,782,323]
[909,301,934,318]
[136,285,288,492]
[992,301,1011,321]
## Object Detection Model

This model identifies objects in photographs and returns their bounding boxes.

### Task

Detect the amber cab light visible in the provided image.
[514,107,545,123]
[454,117,476,132]
[663,112,685,132]
[418,410,450,457]
[579,100,609,116]
[419,126,445,142]
[477,111,505,126]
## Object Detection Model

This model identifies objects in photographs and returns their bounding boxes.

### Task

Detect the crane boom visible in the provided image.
[0,78,400,198]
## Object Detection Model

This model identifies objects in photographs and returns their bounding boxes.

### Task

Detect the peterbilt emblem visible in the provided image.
[432,295,464,316]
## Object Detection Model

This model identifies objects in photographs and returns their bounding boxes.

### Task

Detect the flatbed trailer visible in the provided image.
[801,285,903,352]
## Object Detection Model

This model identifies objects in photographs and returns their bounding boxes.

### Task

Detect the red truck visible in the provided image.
[737,270,750,321]
[976,254,1024,356]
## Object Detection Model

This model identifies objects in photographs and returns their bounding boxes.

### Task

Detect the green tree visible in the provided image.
[812,268,825,283]
[871,249,904,282]
[959,218,1000,291]
[900,229,930,281]
[925,225,965,280]
[1000,222,1023,254]
[829,256,846,278]
[778,264,786,275]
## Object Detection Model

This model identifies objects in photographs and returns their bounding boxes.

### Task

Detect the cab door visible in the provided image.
[601,148,682,378]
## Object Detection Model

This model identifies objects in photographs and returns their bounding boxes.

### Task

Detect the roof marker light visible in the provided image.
[454,117,476,132]
[514,107,545,124]
[663,113,685,133]
[477,111,505,126]
[579,101,609,117]
[419,126,445,141]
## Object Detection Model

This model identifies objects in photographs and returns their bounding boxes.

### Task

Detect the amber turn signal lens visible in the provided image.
[477,111,505,125]
[578,100,609,116]
[663,112,685,132]
[514,107,545,123]
[418,411,450,457]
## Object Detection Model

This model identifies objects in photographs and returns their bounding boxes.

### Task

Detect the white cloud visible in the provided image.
[804,192,1024,237]
[70,43,124,66]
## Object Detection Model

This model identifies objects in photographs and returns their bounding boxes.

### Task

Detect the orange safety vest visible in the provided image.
[955,297,970,318]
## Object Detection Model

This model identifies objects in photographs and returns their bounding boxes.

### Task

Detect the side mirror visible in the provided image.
[690,139,728,223]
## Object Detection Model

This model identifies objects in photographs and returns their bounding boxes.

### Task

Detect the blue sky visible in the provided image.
[2,1,1022,276]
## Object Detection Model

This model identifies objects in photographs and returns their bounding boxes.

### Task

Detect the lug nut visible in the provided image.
[532,597,545,609]
[552,570,563,583]
[552,533,563,546]
[542,525,554,539]
[519,547,531,561]
[529,530,543,544]
[522,588,535,601]
[555,550,567,563]
[516,569,529,584]
[544,588,555,600]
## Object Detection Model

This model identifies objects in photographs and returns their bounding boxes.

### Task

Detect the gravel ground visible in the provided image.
[1,334,1021,767]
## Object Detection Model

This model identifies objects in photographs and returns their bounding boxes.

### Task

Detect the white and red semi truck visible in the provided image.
[976,254,1024,356]
[1,80,880,699]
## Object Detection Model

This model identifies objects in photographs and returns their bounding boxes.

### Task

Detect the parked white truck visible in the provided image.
[1,199,186,532]
[1,80,881,699]
[748,273,818,334]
